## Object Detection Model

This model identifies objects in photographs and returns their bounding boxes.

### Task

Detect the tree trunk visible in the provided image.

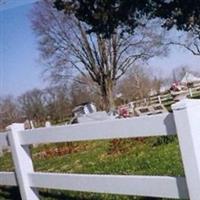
[100,79,115,111]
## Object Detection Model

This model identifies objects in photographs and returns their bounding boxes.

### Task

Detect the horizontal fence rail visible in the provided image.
[0,172,17,186]
[20,112,176,145]
[29,173,189,199]
[1,99,200,200]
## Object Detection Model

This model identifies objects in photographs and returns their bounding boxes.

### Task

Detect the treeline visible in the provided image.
[0,65,167,131]
[0,84,97,131]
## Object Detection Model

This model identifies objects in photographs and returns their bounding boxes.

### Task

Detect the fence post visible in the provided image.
[0,147,3,157]
[172,99,200,200]
[189,88,193,97]
[8,123,39,200]
[144,98,147,105]
[158,95,162,104]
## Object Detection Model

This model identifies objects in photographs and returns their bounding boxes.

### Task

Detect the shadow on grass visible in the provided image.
[40,191,156,200]
[40,190,87,200]
[0,187,93,200]
[0,187,160,200]
[0,187,21,200]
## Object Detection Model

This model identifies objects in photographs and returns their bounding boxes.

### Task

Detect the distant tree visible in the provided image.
[165,30,200,57]
[18,89,46,126]
[31,0,167,110]
[118,65,158,101]
[44,86,72,123]
[69,75,103,109]
[151,77,165,94]
[0,96,19,130]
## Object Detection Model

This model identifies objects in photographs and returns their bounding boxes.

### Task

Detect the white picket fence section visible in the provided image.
[190,85,200,97]
[1,99,200,200]
[131,93,173,108]
[135,85,200,107]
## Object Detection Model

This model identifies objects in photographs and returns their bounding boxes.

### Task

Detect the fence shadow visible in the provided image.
[0,187,21,200]
[40,190,160,200]
[0,187,160,200]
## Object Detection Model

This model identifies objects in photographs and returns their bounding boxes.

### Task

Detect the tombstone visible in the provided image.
[77,111,111,123]
[45,121,51,127]
[24,119,31,129]
[72,102,97,118]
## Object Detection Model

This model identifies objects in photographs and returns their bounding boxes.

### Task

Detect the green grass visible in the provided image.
[0,137,185,200]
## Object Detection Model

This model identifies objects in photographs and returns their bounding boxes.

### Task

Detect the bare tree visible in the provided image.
[167,30,200,56]
[0,96,19,130]
[18,89,46,126]
[69,75,103,109]
[117,65,154,101]
[44,85,72,123]
[31,0,167,110]
[118,65,167,102]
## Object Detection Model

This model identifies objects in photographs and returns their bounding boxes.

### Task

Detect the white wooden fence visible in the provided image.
[1,99,200,200]
[131,93,174,108]
[134,85,200,107]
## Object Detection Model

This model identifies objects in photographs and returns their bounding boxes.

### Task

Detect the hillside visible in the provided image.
[0,136,184,200]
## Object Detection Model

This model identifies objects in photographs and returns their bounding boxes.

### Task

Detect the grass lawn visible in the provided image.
[0,136,185,200]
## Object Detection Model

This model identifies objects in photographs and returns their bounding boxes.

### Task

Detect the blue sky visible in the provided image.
[149,45,200,76]
[0,0,45,97]
[0,0,38,11]
[0,1,200,97]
